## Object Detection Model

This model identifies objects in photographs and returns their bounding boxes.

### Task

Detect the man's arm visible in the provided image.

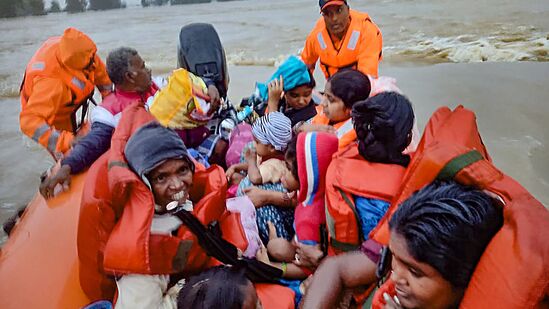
[302,252,378,309]
[40,121,114,199]
[356,20,383,78]
[61,121,114,174]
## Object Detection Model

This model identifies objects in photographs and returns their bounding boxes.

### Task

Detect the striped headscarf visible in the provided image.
[251,112,292,151]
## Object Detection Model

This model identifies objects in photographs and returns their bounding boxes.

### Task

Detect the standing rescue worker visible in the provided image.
[19,27,112,159]
[301,0,383,79]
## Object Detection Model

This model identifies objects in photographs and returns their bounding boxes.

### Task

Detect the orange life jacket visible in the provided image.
[311,105,356,150]
[371,106,549,308]
[301,10,382,79]
[369,105,491,244]
[324,143,406,255]
[255,283,296,309]
[19,28,111,155]
[77,103,227,301]
[21,36,94,118]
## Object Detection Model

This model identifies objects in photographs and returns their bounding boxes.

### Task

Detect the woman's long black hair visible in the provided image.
[389,181,503,289]
[352,92,414,167]
[328,69,371,109]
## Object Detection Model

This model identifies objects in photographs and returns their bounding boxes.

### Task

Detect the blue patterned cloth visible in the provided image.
[237,177,295,245]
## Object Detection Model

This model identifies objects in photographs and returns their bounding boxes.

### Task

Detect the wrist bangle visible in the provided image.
[281,262,287,276]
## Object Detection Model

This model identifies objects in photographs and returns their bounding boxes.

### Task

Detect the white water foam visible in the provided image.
[385,28,549,63]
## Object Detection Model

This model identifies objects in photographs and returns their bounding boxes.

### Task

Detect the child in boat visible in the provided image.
[262,56,318,128]
[350,92,416,238]
[226,112,294,245]
[297,69,371,150]
[225,56,316,172]
[256,131,339,279]
[176,266,261,309]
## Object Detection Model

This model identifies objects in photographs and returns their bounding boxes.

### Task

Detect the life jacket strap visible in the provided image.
[326,187,364,252]
[437,150,483,180]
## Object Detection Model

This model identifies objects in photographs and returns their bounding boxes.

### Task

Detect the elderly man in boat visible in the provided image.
[39,46,222,199]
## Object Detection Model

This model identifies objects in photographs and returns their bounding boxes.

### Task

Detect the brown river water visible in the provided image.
[1,0,548,244]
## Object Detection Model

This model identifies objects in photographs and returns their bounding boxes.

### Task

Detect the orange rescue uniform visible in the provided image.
[301,9,383,79]
[19,28,112,157]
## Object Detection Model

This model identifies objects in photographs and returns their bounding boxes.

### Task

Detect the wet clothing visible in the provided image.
[301,9,382,79]
[19,28,112,157]
[62,122,114,173]
[61,85,158,174]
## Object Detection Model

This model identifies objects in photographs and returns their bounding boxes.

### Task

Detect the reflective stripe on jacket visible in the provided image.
[19,28,111,156]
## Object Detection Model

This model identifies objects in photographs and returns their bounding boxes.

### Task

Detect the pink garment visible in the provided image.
[226,196,262,258]
[227,184,238,198]
[368,76,401,98]
[225,123,254,167]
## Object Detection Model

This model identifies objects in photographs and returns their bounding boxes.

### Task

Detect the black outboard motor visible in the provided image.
[177,23,229,99]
